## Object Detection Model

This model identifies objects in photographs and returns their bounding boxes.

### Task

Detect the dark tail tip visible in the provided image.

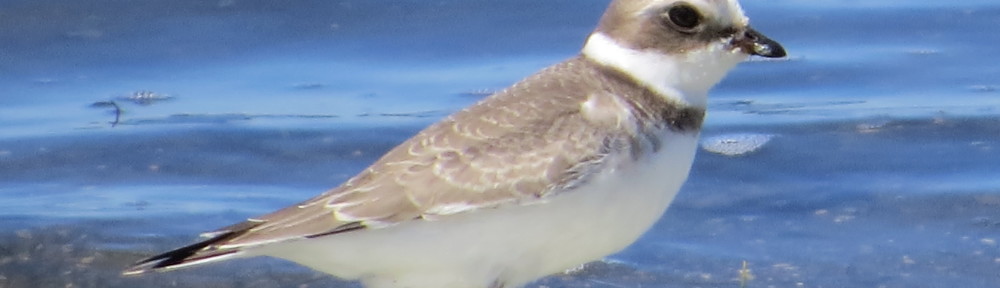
[123,223,258,275]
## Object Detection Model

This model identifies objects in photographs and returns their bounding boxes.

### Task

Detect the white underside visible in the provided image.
[253,131,701,288]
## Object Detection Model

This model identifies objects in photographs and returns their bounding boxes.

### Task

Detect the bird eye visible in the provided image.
[664,3,703,33]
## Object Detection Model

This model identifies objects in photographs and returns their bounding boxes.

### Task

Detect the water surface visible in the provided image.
[1,0,998,287]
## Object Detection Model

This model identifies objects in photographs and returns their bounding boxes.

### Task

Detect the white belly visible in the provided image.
[261,131,701,288]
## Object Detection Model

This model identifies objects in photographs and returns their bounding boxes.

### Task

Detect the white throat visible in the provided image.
[581,33,748,108]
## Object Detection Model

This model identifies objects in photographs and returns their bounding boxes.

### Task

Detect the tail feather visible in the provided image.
[123,221,259,275]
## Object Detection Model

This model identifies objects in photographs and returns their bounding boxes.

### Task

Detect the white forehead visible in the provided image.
[641,0,748,27]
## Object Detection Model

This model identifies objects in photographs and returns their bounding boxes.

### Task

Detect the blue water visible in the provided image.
[2,0,999,287]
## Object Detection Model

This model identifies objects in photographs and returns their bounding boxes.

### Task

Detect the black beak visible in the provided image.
[736,27,786,58]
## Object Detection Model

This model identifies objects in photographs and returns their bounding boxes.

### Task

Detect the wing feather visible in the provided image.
[221,58,633,247]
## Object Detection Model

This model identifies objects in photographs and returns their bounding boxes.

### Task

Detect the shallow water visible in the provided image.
[2,0,999,287]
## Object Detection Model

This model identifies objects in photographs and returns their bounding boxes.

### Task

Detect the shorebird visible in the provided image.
[124,0,785,287]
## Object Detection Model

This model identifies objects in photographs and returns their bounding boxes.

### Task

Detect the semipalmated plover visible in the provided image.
[124,0,785,287]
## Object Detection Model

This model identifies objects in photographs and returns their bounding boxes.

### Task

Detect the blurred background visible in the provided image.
[1,0,998,287]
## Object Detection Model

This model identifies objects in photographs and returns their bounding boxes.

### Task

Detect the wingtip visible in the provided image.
[122,225,257,276]
[121,254,174,276]
[122,243,244,276]
[122,247,243,276]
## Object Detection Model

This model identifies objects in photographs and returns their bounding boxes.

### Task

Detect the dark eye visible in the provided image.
[665,3,703,33]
